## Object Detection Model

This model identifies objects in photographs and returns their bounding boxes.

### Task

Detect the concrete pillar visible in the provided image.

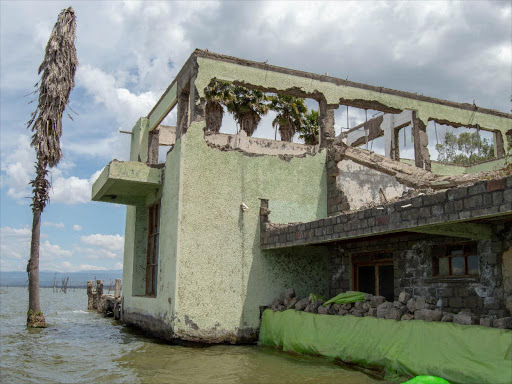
[147,130,159,164]
[319,99,337,148]
[412,112,431,171]
[114,278,121,299]
[383,114,396,159]
[87,280,94,310]
[176,90,190,139]
[189,75,205,125]
[96,280,103,296]
[93,280,103,310]
[494,130,506,158]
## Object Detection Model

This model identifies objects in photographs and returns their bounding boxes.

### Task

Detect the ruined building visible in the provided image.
[92,50,512,343]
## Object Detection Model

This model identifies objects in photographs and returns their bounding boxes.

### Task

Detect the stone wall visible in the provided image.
[261,176,512,249]
[329,231,511,317]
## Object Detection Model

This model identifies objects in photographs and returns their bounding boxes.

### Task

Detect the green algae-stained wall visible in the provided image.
[121,141,184,329]
[171,121,329,341]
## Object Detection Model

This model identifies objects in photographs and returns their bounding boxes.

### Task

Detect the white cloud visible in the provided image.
[50,170,102,205]
[0,135,102,205]
[80,233,124,252]
[72,224,83,231]
[0,135,34,201]
[76,64,159,131]
[0,226,72,271]
[0,226,123,272]
[76,264,108,271]
[43,221,65,229]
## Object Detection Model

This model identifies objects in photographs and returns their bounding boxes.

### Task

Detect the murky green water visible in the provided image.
[0,287,383,383]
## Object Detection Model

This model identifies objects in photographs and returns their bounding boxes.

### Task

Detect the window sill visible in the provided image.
[425,276,480,284]
[132,294,157,298]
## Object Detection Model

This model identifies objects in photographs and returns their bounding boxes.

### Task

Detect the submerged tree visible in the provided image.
[26,7,78,327]
[269,95,307,142]
[298,110,320,145]
[436,131,494,166]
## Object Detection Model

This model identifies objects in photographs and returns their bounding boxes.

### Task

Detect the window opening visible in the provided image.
[430,123,495,166]
[146,202,160,296]
[352,251,394,301]
[432,243,478,277]
[204,80,319,143]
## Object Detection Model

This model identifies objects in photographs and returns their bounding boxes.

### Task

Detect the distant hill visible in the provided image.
[0,270,123,288]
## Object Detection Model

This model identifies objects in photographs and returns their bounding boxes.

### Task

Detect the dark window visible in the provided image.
[432,243,478,277]
[353,252,394,301]
[146,202,160,296]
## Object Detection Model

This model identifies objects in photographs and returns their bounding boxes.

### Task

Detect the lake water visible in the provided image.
[0,287,383,383]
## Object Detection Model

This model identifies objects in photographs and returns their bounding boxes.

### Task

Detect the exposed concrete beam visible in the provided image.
[408,223,492,240]
[147,82,178,132]
[345,115,384,148]
[158,125,176,146]
[344,111,413,160]
[334,142,486,190]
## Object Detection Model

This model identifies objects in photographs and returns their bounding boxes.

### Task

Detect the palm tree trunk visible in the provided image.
[27,208,46,327]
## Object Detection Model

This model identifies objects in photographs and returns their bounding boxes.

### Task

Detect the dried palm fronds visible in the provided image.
[26,6,78,211]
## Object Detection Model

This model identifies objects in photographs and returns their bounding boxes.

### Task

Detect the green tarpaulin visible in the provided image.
[402,376,451,384]
[258,309,512,384]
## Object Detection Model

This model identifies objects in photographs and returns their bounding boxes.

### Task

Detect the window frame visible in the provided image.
[431,242,479,278]
[145,202,160,297]
[352,251,394,299]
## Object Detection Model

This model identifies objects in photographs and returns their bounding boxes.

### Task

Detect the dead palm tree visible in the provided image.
[26,7,78,327]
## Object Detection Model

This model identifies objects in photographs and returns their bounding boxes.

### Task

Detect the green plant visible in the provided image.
[268,95,307,142]
[204,81,269,136]
[298,110,319,145]
[227,85,269,136]
[204,79,234,133]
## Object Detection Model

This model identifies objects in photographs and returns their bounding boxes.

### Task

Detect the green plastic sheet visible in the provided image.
[402,376,451,384]
[258,309,512,384]
[324,291,365,305]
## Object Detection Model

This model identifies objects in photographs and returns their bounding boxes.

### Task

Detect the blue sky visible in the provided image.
[1,1,511,272]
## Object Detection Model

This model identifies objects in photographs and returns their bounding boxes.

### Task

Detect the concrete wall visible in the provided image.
[171,122,329,342]
[121,98,329,343]
[337,159,410,210]
[122,119,178,338]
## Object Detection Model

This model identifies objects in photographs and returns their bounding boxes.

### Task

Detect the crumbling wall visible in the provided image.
[205,130,319,157]
[337,159,410,210]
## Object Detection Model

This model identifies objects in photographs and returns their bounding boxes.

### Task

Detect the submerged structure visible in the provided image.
[92,50,512,344]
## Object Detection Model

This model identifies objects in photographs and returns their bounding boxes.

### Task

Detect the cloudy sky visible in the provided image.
[0,1,511,272]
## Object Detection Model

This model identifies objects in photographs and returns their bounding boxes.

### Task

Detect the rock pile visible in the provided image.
[268,289,512,329]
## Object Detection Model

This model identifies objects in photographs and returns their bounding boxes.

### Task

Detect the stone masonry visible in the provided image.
[261,176,512,250]
[328,232,510,317]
